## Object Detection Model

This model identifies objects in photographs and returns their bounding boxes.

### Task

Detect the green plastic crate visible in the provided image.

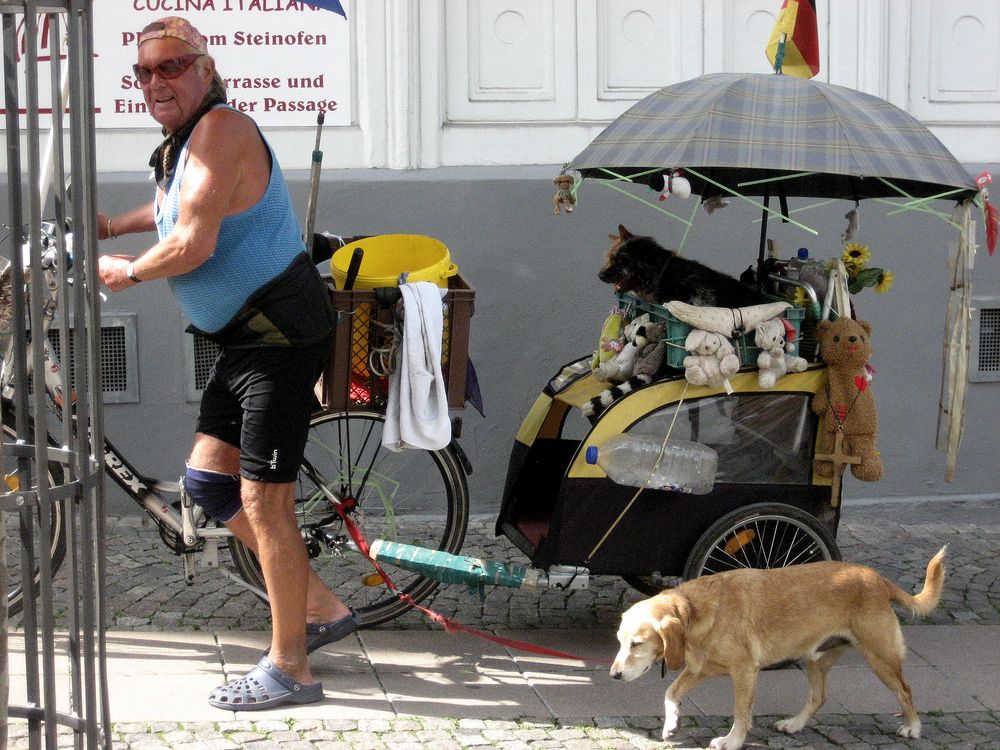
[615,292,805,369]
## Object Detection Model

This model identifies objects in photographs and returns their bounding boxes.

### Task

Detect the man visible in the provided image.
[98,16,355,710]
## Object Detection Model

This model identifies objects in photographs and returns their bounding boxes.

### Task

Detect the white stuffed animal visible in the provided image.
[682,328,739,388]
[594,314,651,382]
[755,317,808,389]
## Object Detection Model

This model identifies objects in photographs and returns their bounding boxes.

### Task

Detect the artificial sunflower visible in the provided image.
[791,287,810,307]
[874,270,895,294]
[842,242,871,268]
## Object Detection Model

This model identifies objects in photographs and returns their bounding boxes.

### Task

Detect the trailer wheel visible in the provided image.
[683,502,839,581]
[622,503,838,596]
[684,503,840,580]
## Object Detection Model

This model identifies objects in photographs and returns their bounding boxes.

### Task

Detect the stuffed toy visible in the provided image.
[682,328,739,388]
[632,321,666,380]
[665,299,790,338]
[594,314,652,382]
[811,317,883,482]
[552,174,577,214]
[755,317,808,389]
[584,321,666,418]
[591,308,626,373]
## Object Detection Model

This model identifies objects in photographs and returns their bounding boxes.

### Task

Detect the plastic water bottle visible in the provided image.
[585,435,718,494]
[785,247,810,280]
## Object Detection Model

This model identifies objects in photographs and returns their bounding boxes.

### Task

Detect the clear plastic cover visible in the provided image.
[630,392,814,484]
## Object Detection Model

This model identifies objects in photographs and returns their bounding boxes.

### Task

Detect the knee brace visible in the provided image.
[182,466,242,523]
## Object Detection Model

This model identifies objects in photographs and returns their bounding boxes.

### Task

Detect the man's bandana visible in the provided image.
[139,16,208,54]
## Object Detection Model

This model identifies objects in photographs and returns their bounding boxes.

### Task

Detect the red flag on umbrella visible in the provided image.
[765,0,819,78]
[308,0,346,17]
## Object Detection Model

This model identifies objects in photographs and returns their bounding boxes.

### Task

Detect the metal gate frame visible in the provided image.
[1,1,110,748]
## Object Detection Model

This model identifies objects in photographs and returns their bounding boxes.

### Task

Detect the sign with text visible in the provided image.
[93,2,351,128]
[0,14,68,121]
[1,5,350,128]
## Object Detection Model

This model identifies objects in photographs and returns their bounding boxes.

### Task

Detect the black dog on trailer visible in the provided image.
[599,225,765,307]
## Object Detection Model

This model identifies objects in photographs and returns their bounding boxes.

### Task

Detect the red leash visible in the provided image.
[336,508,612,664]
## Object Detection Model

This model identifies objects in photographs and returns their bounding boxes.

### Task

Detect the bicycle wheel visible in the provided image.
[230,409,470,628]
[2,411,68,618]
[683,502,839,581]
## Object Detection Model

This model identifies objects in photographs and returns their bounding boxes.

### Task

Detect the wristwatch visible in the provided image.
[126,260,141,283]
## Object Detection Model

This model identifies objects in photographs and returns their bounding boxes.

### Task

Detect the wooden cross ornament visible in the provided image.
[813,427,861,508]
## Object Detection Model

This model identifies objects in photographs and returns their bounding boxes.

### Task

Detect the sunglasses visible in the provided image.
[132,53,203,85]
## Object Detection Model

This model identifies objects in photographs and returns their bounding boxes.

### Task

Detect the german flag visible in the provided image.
[765,0,820,78]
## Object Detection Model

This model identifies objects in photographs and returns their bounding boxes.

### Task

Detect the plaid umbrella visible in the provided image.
[567,73,977,201]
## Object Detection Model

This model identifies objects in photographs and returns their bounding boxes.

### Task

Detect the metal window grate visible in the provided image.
[45,314,139,403]
[184,329,220,401]
[192,334,219,390]
[970,302,1000,382]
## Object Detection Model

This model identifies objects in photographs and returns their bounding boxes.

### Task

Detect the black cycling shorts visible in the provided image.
[196,336,331,483]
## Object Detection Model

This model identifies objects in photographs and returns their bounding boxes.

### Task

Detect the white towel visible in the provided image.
[382,282,451,452]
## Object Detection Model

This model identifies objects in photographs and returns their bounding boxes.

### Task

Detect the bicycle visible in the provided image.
[1,222,470,628]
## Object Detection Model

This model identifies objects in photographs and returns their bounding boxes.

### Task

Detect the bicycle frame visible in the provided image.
[99,432,248,587]
[0,247,269,597]
[4,230,484,626]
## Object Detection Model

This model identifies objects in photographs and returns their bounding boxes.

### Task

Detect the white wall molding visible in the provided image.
[418,0,445,168]
[907,0,1000,162]
[827,0,890,96]
[383,0,420,169]
[75,0,1000,173]
[356,1,387,168]
[885,0,910,111]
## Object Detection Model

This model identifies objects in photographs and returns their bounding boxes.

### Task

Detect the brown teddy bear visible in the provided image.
[552,174,576,214]
[811,317,883,482]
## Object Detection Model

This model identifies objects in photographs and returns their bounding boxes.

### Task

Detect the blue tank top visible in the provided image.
[154,107,304,334]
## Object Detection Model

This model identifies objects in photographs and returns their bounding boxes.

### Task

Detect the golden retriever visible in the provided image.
[610,548,946,750]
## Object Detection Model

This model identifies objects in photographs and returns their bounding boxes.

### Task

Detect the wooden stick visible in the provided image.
[814,429,861,508]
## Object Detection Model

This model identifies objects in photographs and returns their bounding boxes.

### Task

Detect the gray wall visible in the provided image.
[91,165,1000,515]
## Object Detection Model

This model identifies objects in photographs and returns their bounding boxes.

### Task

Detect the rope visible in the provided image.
[368,316,401,378]
[592,178,694,225]
[683,167,819,236]
[331,497,611,664]
[584,381,690,563]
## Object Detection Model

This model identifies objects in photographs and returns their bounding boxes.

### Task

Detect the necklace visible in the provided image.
[818,379,865,508]
[826,380,863,429]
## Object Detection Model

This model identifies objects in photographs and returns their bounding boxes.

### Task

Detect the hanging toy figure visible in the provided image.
[811,318,883,506]
[841,203,860,243]
[702,195,730,214]
[658,170,691,202]
[976,171,998,256]
[552,173,577,215]
[648,170,692,202]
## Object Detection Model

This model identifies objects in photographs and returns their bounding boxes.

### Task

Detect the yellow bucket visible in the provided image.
[331,234,458,289]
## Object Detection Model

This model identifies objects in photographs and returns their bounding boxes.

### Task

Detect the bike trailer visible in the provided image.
[496,358,839,579]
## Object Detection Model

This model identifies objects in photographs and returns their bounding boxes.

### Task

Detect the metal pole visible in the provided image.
[304,111,325,256]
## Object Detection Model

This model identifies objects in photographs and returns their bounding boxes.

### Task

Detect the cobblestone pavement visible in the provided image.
[8,712,1000,750]
[11,497,1000,749]
[37,498,1000,633]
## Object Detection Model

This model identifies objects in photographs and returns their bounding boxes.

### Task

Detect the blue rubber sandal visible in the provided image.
[208,656,323,711]
[263,609,360,656]
[306,608,360,653]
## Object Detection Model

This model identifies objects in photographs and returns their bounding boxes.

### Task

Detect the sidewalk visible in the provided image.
[7,624,1000,748]
[7,498,1000,748]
